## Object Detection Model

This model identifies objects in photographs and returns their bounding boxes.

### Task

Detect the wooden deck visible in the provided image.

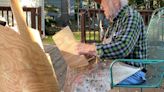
[44,44,67,90]
[44,44,164,92]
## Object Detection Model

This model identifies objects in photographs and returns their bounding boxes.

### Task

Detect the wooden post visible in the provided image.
[31,8,36,29]
[80,10,86,43]
[37,7,42,34]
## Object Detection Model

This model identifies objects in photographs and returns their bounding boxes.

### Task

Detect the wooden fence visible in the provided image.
[79,9,153,43]
[0,6,42,34]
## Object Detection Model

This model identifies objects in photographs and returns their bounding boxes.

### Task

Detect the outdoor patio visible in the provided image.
[0,0,163,92]
[44,44,164,92]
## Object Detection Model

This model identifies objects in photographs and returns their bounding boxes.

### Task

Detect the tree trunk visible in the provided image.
[60,0,69,26]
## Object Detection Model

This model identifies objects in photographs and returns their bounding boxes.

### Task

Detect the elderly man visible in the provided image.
[77,0,147,85]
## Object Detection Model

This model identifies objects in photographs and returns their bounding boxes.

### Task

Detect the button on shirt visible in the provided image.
[96,6,147,66]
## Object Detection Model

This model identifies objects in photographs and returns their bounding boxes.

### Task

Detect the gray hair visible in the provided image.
[120,0,128,7]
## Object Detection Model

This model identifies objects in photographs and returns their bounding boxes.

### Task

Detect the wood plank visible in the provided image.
[10,0,43,49]
[0,0,60,91]
[156,88,164,92]
[31,8,36,29]
[10,0,30,41]
[127,88,141,92]
[110,88,120,92]
[142,88,155,92]
[44,44,67,90]
[53,26,89,68]
[0,26,60,92]
[58,70,67,90]
[156,82,164,92]
[37,7,42,34]
[119,88,129,92]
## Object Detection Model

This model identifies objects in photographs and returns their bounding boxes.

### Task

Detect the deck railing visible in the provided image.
[0,6,42,34]
[79,9,153,43]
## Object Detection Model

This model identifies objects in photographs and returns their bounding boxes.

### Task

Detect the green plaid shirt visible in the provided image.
[96,5,147,63]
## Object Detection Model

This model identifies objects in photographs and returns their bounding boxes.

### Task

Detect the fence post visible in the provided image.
[37,7,42,34]
[80,10,86,43]
[31,8,36,29]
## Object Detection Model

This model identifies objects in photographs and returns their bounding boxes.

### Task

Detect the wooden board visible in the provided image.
[52,26,89,68]
[0,0,60,92]
[10,0,30,41]
[0,26,60,92]
[10,0,43,49]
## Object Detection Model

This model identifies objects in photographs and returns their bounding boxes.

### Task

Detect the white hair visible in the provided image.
[120,0,128,7]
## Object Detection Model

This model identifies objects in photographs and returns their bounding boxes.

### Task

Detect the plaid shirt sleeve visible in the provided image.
[96,12,141,59]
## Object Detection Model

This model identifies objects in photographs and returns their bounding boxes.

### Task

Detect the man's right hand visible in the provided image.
[75,43,97,57]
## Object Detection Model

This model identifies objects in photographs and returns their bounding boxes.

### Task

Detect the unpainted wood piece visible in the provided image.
[10,0,43,49]
[53,26,89,68]
[0,26,60,92]
[0,0,60,91]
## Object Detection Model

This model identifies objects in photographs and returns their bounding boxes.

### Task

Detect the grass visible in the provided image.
[42,36,54,44]
[85,31,100,41]
[42,31,100,44]
[73,32,81,41]
[42,32,81,44]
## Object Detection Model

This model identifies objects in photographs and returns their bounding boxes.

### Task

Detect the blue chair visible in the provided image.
[110,7,164,92]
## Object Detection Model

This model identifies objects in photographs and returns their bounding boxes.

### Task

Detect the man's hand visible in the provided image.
[76,43,97,57]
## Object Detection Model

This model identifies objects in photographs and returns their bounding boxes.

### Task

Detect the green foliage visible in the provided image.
[128,0,163,9]
[45,5,59,13]
[135,0,144,5]
[45,5,61,35]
